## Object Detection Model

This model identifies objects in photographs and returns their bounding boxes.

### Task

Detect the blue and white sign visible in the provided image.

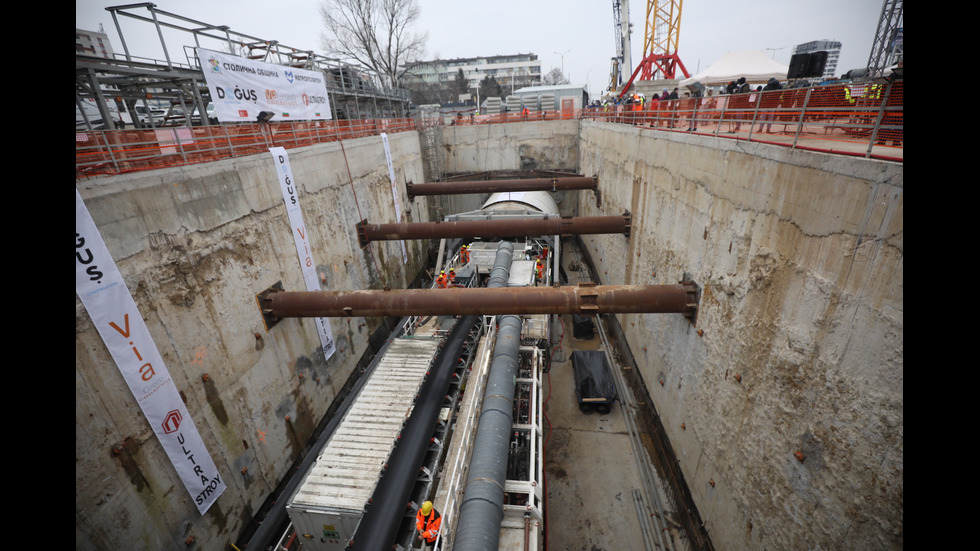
[198,48,332,122]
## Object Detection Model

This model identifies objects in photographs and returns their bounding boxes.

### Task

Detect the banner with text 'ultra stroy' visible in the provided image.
[197,47,332,123]
[75,190,225,515]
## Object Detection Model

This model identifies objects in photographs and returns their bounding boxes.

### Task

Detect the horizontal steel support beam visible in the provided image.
[406,176,598,198]
[356,214,630,246]
[261,282,698,320]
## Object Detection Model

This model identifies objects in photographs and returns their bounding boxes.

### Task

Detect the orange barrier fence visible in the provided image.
[76,82,902,178]
[75,118,417,179]
[582,81,903,159]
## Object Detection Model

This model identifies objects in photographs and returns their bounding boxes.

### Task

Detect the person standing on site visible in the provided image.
[731,77,750,132]
[448,268,456,286]
[460,244,470,264]
[436,271,448,289]
[416,501,442,550]
[757,77,783,133]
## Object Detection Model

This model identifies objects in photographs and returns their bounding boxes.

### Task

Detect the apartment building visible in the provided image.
[407,53,542,92]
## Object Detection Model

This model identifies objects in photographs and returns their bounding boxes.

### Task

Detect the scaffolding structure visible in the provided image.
[866,0,903,79]
[75,3,411,131]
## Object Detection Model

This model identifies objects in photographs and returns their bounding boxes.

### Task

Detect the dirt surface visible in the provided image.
[543,314,649,551]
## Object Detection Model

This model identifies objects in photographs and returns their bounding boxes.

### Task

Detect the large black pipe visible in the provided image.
[349,314,480,550]
[454,241,519,550]
[454,314,521,550]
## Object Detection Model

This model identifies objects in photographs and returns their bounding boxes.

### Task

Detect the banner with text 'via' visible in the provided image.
[75,189,225,515]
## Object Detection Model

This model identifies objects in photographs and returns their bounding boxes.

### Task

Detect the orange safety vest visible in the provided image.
[416,509,442,543]
[436,274,448,288]
[460,248,470,264]
[448,271,456,284]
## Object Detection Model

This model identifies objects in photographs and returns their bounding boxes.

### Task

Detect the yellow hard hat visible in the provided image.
[421,501,433,515]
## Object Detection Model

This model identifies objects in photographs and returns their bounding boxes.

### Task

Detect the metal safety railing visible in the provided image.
[75,118,417,179]
[75,81,902,179]
[580,80,903,161]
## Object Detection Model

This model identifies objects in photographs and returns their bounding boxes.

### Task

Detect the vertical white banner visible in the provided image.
[75,190,225,515]
[380,133,409,263]
[269,147,336,362]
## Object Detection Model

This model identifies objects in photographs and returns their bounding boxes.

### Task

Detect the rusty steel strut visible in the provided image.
[262,282,699,321]
[405,176,598,198]
[356,214,631,246]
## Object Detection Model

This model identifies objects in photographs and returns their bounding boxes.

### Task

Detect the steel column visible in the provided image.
[406,176,597,198]
[262,282,699,321]
[356,214,631,246]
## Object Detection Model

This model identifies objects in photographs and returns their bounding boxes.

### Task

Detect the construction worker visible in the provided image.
[416,501,441,549]
[535,259,544,283]
[436,270,448,289]
[448,268,456,286]
[459,244,470,264]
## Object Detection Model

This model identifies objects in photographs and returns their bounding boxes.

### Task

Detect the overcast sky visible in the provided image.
[76,0,887,96]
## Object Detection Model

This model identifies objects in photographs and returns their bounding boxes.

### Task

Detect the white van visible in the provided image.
[134,105,167,125]
[76,99,133,130]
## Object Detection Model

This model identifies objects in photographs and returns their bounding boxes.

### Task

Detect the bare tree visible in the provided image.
[542,67,570,85]
[320,0,428,88]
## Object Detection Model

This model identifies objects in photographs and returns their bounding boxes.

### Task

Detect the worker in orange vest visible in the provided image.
[416,501,441,549]
[535,259,544,283]
[436,270,448,289]
[460,244,470,264]
[448,268,456,286]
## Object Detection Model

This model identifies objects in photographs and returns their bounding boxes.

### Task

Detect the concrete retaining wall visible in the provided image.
[575,121,903,549]
[440,119,580,174]
[76,119,903,550]
[75,132,429,550]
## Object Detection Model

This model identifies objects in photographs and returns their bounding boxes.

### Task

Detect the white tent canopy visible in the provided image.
[680,50,789,87]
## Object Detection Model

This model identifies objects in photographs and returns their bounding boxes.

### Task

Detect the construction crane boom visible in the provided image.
[866,0,903,79]
[609,0,633,93]
[619,0,690,97]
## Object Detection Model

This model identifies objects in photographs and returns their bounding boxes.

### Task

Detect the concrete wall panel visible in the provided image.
[576,121,902,550]
[75,132,428,551]
[440,120,580,174]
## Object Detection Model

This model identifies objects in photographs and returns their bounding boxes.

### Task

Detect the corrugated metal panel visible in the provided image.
[288,337,441,512]
[509,259,535,286]
[467,241,532,275]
